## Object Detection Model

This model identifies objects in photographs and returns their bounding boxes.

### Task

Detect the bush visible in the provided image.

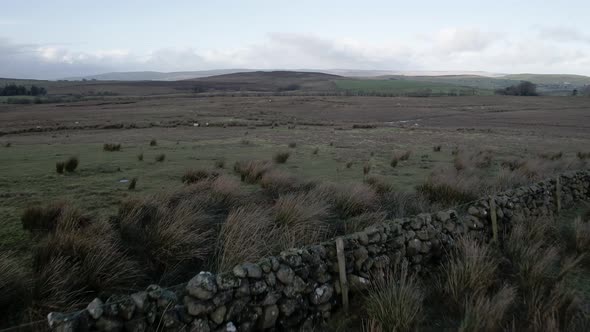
[103,143,121,152]
[128,177,137,190]
[365,263,424,332]
[155,153,166,162]
[149,139,157,146]
[55,162,65,174]
[273,151,290,164]
[182,169,218,184]
[64,157,79,172]
[137,153,144,161]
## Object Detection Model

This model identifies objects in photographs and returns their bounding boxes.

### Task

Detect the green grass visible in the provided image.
[334,79,490,95]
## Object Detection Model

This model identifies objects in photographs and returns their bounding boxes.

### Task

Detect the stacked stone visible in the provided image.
[47,170,590,331]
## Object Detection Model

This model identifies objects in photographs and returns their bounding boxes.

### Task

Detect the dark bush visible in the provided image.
[64,157,79,173]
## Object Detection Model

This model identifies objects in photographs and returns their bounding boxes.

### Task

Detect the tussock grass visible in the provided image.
[398,150,412,161]
[288,142,297,148]
[437,237,499,314]
[330,183,377,218]
[312,147,319,155]
[273,151,290,164]
[390,156,399,168]
[21,202,69,234]
[380,191,436,219]
[234,159,273,183]
[365,263,424,332]
[346,161,353,169]
[215,206,277,272]
[55,161,64,174]
[433,145,442,152]
[363,163,371,175]
[214,159,225,169]
[137,153,144,161]
[149,139,157,146]
[343,211,387,234]
[364,175,394,194]
[155,153,165,162]
[0,252,29,311]
[102,143,121,152]
[182,169,218,184]
[260,169,314,197]
[458,285,516,332]
[577,152,590,160]
[539,151,563,161]
[273,192,330,250]
[128,177,137,190]
[416,180,478,206]
[64,156,78,172]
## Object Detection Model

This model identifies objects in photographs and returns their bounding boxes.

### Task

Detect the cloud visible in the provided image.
[538,26,590,43]
[1,27,590,79]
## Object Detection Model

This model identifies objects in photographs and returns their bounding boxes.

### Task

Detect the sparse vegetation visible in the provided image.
[288,142,297,148]
[64,157,79,173]
[128,177,137,190]
[390,156,399,168]
[214,159,225,169]
[155,153,166,162]
[433,145,441,152]
[55,161,65,174]
[149,139,157,146]
[103,143,121,152]
[273,151,291,164]
[137,152,144,161]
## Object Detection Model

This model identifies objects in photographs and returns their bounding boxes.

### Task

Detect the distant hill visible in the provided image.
[501,74,590,85]
[64,69,256,81]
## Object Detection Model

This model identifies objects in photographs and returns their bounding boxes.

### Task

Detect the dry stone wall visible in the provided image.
[48,170,590,332]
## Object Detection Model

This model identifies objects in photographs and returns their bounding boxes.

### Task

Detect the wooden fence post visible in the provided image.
[555,176,562,214]
[335,237,349,311]
[489,196,498,242]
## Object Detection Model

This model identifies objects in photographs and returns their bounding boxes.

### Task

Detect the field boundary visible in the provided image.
[46,170,590,331]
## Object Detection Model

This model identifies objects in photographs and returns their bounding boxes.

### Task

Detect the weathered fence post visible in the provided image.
[335,237,349,311]
[489,196,498,242]
[556,176,562,214]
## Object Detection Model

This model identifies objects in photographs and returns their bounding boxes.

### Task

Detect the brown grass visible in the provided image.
[273,192,330,250]
[0,252,29,311]
[215,206,277,272]
[182,169,218,184]
[330,183,378,218]
[365,262,424,332]
[273,151,291,164]
[288,142,297,148]
[234,159,273,183]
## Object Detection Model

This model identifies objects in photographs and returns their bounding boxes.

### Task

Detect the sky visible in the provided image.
[1,0,590,79]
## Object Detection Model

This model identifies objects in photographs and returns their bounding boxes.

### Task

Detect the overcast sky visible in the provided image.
[1,0,590,79]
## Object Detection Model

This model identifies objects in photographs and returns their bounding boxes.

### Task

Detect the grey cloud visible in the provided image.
[538,26,590,43]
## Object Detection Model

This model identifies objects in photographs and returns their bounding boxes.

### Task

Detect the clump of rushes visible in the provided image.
[149,139,157,146]
[288,142,297,148]
[390,156,399,168]
[214,159,225,169]
[434,145,442,152]
[346,161,353,169]
[128,177,137,190]
[56,162,65,174]
[241,139,250,145]
[155,154,165,162]
[137,153,144,161]
[399,150,411,161]
[64,157,79,172]
[312,147,319,155]
[273,152,290,164]
[103,143,121,152]
[363,163,371,175]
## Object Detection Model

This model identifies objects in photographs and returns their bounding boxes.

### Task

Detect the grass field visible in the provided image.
[334,78,489,95]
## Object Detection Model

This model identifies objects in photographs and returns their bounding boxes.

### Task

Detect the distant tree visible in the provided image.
[495,81,538,96]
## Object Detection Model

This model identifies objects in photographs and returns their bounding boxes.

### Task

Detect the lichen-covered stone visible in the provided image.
[87,298,104,319]
[187,272,218,300]
[276,265,295,285]
[184,296,214,317]
[242,262,263,279]
[210,305,227,325]
[310,284,333,305]
[260,305,279,329]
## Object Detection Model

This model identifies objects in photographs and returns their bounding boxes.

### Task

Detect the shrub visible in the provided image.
[234,160,273,183]
[137,153,144,161]
[273,151,290,164]
[149,139,157,146]
[390,156,399,168]
[128,177,137,190]
[103,143,121,152]
[56,162,65,174]
[215,206,277,272]
[182,169,217,184]
[365,263,424,332]
[155,153,166,162]
[214,159,225,169]
[64,156,79,172]
[433,145,442,152]
[288,142,297,148]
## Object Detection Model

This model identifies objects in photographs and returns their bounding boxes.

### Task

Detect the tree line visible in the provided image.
[0,84,47,96]
[494,81,538,96]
